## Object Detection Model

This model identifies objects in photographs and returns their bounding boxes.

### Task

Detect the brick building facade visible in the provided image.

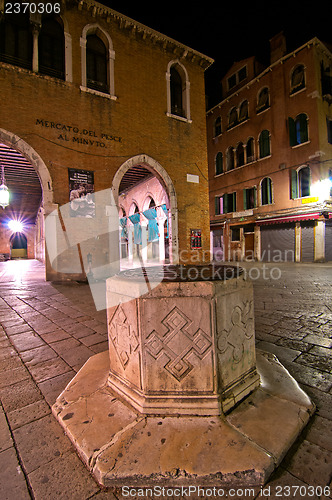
[0,0,213,280]
[207,33,332,263]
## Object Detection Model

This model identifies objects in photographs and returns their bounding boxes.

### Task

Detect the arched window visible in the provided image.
[167,61,190,121]
[256,87,270,113]
[259,130,271,158]
[215,152,223,175]
[246,137,255,163]
[290,64,305,94]
[298,166,311,197]
[238,100,248,122]
[39,17,65,79]
[228,107,238,129]
[149,198,156,208]
[214,116,222,137]
[0,13,32,69]
[226,147,235,171]
[288,113,308,146]
[81,24,115,96]
[170,66,184,117]
[86,34,107,93]
[261,177,273,205]
[236,142,245,167]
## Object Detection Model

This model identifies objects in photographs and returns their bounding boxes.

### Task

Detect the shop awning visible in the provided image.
[257,212,321,226]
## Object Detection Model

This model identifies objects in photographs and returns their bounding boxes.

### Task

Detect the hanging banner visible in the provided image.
[68,168,95,218]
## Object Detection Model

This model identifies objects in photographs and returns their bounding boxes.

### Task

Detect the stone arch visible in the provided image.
[0,128,54,212]
[112,154,179,263]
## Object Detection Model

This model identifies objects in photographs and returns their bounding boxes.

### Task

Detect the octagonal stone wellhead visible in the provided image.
[106,264,260,416]
[53,263,315,488]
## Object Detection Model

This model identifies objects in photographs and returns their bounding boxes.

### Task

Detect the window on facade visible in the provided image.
[238,100,248,122]
[238,66,247,82]
[170,66,184,117]
[328,118,332,145]
[215,195,223,215]
[256,87,270,113]
[246,137,254,163]
[223,192,236,213]
[321,62,332,97]
[39,17,65,79]
[231,227,240,241]
[0,13,32,69]
[226,147,235,171]
[227,73,237,90]
[290,64,305,94]
[86,34,108,93]
[243,187,256,210]
[214,116,222,137]
[288,114,308,146]
[290,166,311,199]
[236,143,245,167]
[261,177,273,205]
[298,166,310,197]
[215,152,223,175]
[228,107,238,129]
[259,130,270,158]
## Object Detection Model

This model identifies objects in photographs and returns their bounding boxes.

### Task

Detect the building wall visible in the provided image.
[0,0,213,278]
[207,37,332,262]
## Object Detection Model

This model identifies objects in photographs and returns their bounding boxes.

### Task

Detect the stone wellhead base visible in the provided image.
[52,349,315,488]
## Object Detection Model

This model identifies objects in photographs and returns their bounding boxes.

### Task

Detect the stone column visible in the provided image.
[254,225,261,261]
[32,24,40,73]
[141,223,148,263]
[295,222,301,262]
[158,219,165,263]
[314,220,325,262]
[128,226,133,264]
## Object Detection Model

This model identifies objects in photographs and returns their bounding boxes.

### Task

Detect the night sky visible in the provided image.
[99,1,331,107]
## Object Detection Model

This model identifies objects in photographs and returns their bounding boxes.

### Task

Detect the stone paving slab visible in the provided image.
[0,260,331,499]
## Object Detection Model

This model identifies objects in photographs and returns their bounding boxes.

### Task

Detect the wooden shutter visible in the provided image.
[290,170,298,199]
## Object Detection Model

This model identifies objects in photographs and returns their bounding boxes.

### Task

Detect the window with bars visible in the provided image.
[86,34,108,93]
[0,13,32,70]
[39,17,65,80]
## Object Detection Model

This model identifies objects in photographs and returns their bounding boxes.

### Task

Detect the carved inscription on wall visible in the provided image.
[145,306,212,382]
[217,300,254,363]
[109,305,139,370]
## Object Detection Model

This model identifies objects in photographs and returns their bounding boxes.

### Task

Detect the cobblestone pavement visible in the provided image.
[0,260,331,500]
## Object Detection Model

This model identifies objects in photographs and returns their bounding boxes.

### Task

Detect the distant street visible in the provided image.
[0,259,331,499]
